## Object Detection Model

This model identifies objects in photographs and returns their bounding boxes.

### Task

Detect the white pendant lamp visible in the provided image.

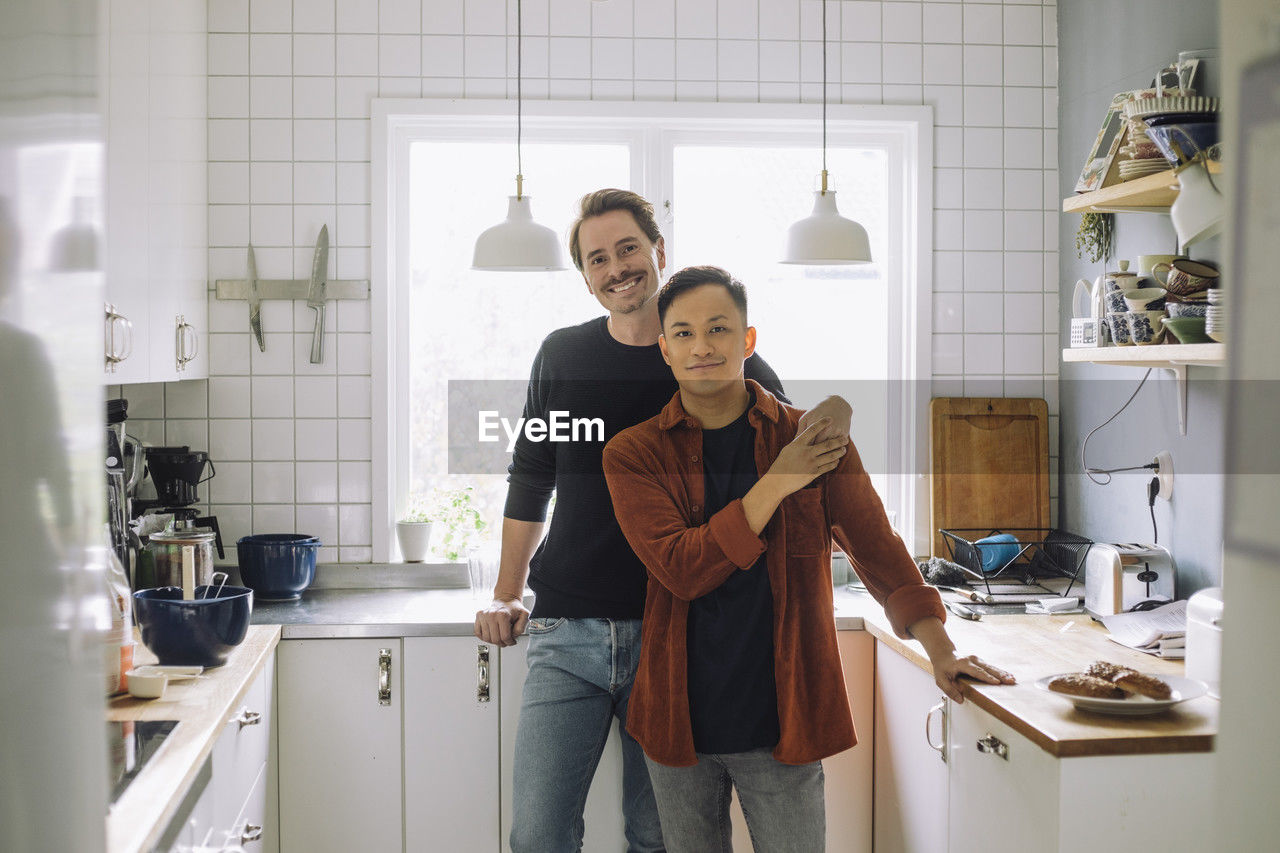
[472,0,567,272]
[781,0,871,265]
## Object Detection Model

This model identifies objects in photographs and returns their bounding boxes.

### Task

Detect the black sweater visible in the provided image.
[505,316,786,618]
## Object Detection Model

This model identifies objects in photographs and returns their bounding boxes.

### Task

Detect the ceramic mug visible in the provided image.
[1126,310,1166,345]
[1139,254,1180,286]
[1107,313,1132,346]
[1164,259,1219,296]
[1105,291,1129,314]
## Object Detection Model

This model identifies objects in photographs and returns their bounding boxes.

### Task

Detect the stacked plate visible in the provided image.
[1126,96,1220,166]
[1206,288,1226,342]
[1115,91,1180,180]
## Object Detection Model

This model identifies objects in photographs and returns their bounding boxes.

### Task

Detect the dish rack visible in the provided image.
[938,528,1093,597]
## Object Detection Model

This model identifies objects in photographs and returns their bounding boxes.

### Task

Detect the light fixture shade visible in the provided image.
[780,190,872,265]
[472,195,568,271]
[1170,159,1224,250]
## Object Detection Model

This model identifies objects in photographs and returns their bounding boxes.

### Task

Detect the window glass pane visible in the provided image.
[672,145,891,496]
[407,140,629,531]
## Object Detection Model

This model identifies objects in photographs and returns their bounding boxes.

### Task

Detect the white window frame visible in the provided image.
[372,99,933,561]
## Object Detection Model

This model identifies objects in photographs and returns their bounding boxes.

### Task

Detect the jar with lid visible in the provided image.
[139,527,216,593]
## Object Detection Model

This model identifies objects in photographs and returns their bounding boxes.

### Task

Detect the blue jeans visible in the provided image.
[644,749,826,853]
[509,617,665,853]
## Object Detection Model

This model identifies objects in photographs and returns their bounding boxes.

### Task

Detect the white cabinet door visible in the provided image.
[277,639,403,853]
[946,699,1058,853]
[499,638,626,852]
[873,640,949,853]
[402,637,501,853]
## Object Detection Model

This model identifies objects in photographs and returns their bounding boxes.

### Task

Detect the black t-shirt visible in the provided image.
[686,395,780,754]
[504,316,787,619]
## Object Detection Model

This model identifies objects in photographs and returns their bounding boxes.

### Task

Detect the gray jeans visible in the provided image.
[644,748,825,853]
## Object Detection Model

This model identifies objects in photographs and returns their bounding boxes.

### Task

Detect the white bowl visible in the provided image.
[125,669,169,700]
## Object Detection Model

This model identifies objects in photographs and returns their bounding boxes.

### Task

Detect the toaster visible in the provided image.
[1083,543,1176,618]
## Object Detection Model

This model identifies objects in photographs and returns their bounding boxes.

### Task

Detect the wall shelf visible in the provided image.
[1062,343,1226,435]
[1062,161,1223,214]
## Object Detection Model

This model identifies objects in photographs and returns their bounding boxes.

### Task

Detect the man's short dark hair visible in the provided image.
[657,266,748,328]
[567,189,663,272]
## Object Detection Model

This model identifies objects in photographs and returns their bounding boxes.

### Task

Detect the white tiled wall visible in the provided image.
[134,0,1060,561]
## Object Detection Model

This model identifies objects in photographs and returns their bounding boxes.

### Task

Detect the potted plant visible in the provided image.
[395,498,434,563]
[428,486,488,562]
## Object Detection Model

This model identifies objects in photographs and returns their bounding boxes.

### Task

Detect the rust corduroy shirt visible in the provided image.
[602,381,945,767]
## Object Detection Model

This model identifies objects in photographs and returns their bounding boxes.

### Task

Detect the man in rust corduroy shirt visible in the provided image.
[602,267,1014,852]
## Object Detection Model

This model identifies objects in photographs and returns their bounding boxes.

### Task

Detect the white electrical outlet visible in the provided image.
[1154,450,1174,501]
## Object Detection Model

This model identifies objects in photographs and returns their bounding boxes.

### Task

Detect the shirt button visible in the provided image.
[692,505,701,513]
[691,454,699,462]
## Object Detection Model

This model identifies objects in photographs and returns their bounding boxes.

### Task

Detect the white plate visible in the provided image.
[130,665,204,681]
[1035,672,1207,716]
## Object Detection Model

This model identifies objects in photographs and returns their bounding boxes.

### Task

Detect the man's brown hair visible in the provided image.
[567,189,663,272]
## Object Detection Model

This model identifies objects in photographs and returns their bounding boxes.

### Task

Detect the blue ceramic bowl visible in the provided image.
[133,586,253,668]
[974,533,1020,574]
[236,534,321,601]
[1142,121,1219,165]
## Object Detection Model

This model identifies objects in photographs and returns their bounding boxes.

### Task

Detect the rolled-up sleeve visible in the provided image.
[826,443,945,637]
[603,433,765,602]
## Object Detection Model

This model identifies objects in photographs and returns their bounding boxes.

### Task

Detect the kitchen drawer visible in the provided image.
[205,761,267,852]
[210,656,274,834]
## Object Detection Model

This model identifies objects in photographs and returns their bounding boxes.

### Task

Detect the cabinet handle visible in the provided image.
[104,303,133,371]
[240,822,263,843]
[175,314,197,371]
[477,644,491,703]
[976,733,1008,760]
[925,699,948,764]
[378,647,392,705]
[234,708,262,729]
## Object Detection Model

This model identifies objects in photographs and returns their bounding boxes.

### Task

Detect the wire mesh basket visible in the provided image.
[938,528,1092,597]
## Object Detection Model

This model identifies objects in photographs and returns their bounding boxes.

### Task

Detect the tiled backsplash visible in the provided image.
[130,0,1061,561]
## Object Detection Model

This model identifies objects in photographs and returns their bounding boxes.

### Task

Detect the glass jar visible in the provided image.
[142,528,216,593]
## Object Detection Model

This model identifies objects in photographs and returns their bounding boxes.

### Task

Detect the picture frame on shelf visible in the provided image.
[1074,91,1130,193]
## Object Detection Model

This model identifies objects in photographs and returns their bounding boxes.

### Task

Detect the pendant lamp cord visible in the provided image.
[821,0,828,181]
[516,0,524,197]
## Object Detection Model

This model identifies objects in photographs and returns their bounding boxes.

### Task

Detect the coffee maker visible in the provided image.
[133,445,225,559]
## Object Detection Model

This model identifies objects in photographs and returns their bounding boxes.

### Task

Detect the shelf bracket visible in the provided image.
[1161,362,1189,436]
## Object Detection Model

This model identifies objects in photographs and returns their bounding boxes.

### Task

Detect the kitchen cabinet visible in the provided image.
[277,639,402,853]
[102,0,207,383]
[403,637,501,852]
[498,637,627,851]
[873,639,949,853]
[874,640,1214,852]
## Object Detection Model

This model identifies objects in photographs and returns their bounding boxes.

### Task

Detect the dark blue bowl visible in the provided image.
[236,534,321,601]
[1142,121,1219,165]
[133,586,253,668]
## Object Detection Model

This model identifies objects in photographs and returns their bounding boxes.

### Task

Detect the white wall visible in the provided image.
[128,0,1061,563]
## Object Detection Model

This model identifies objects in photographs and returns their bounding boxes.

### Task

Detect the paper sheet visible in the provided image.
[1100,600,1187,651]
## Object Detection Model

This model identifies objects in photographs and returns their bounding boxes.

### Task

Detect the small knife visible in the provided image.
[306,225,329,364]
[247,245,265,352]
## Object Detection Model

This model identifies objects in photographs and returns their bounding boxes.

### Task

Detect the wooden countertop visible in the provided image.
[106,625,281,853]
[848,594,1217,758]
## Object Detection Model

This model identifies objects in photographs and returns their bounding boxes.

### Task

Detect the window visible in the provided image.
[373,101,932,560]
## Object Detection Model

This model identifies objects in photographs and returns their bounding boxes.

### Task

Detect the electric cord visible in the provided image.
[1147,476,1160,543]
[1082,369,1154,485]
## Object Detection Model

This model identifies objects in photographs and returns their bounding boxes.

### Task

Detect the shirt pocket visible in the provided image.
[782,487,828,557]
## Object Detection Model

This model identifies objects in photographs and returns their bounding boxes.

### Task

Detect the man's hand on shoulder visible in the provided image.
[799,395,853,445]
[763,418,848,497]
[475,597,530,647]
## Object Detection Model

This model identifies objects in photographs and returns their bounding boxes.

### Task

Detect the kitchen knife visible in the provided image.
[306,225,329,364]
[247,245,265,352]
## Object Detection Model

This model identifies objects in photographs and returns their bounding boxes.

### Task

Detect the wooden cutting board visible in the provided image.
[929,397,1050,557]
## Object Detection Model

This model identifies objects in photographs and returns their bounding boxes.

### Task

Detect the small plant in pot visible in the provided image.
[396,487,489,563]
[395,498,435,563]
